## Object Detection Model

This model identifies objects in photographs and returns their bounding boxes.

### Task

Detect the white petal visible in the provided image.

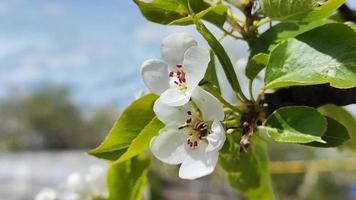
[154,98,192,125]
[179,143,219,180]
[192,87,224,121]
[206,121,226,152]
[35,188,57,200]
[183,46,210,90]
[150,127,188,165]
[159,88,191,107]
[141,59,170,95]
[161,32,197,69]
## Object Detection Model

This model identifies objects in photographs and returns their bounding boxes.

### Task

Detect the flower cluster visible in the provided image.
[141,32,226,180]
[35,165,107,200]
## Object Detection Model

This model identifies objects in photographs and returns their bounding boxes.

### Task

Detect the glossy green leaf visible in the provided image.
[134,0,227,27]
[195,20,245,98]
[264,23,356,90]
[88,94,158,161]
[305,116,350,147]
[246,20,329,80]
[260,0,344,22]
[204,50,220,92]
[107,156,150,200]
[117,117,164,163]
[170,4,227,27]
[260,106,327,143]
[220,136,275,200]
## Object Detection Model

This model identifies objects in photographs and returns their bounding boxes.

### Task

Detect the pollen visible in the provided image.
[169,65,187,92]
[178,110,208,149]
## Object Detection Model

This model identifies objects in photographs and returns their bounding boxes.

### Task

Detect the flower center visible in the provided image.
[178,110,208,149]
[169,65,187,92]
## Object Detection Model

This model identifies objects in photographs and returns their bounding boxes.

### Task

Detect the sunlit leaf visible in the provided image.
[264,23,356,89]
[246,20,329,80]
[134,0,227,27]
[260,0,344,22]
[117,117,164,163]
[88,94,158,161]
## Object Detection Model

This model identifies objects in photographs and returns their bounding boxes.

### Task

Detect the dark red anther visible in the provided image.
[186,118,192,123]
[194,141,198,147]
[176,64,182,68]
[187,111,192,115]
[174,81,179,85]
[169,71,174,77]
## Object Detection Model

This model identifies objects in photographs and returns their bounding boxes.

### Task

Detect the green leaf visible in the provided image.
[301,0,345,22]
[260,0,344,22]
[107,156,150,200]
[305,116,350,147]
[134,0,227,27]
[246,53,269,80]
[318,104,356,149]
[195,20,245,99]
[117,117,164,163]
[260,106,327,143]
[264,23,356,90]
[170,4,227,27]
[203,51,220,92]
[88,94,158,161]
[220,137,275,200]
[246,20,329,80]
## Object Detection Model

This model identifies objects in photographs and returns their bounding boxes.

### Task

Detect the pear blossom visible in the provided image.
[150,87,225,180]
[141,32,210,107]
[35,165,107,200]
[35,188,58,200]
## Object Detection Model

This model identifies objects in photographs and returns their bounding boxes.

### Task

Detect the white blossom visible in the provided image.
[150,87,225,180]
[141,32,210,107]
[35,188,58,200]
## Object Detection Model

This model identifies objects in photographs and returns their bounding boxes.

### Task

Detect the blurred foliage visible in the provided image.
[0,86,116,150]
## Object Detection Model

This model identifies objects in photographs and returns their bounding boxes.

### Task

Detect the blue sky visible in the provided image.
[0,0,355,108]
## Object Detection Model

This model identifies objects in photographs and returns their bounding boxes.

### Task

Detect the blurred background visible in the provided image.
[0,0,355,199]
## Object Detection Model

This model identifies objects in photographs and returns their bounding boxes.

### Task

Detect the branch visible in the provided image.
[264,84,356,113]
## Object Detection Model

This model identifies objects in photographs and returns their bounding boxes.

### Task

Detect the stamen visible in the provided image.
[186,118,192,123]
[187,111,192,115]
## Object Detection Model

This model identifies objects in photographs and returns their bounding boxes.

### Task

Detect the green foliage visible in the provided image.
[117,117,164,163]
[195,20,246,100]
[246,53,269,80]
[220,136,275,200]
[107,155,150,200]
[204,51,220,92]
[89,94,159,161]
[260,106,327,143]
[318,104,356,149]
[260,0,344,22]
[305,117,350,147]
[264,23,356,89]
[246,20,329,79]
[134,0,227,27]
